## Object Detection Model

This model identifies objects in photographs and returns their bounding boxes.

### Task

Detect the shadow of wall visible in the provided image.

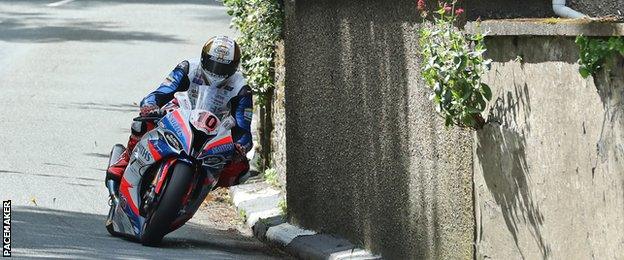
[283,0,473,258]
[474,36,624,259]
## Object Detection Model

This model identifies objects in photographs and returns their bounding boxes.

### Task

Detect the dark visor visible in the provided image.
[201,56,237,77]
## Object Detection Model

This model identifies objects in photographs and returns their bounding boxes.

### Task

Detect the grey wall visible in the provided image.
[569,0,624,18]
[280,1,624,259]
[475,36,624,259]
[465,0,553,19]
[465,0,624,19]
[283,0,474,259]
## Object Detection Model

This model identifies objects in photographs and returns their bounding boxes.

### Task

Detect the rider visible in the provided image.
[106,36,253,188]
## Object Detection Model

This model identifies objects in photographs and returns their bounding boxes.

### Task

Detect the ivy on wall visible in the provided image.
[417,1,492,129]
[222,0,283,107]
[576,36,624,78]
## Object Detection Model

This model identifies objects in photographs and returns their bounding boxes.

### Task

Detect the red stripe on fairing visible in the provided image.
[204,136,234,151]
[172,110,191,149]
[156,159,176,193]
[147,141,162,161]
[120,178,139,215]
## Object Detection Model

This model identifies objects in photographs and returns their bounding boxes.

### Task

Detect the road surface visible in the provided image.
[0,1,286,259]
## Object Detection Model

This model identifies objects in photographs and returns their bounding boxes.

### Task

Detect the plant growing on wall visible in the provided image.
[576,36,624,78]
[222,0,283,107]
[417,0,492,129]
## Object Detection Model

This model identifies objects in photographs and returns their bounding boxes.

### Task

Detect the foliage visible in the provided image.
[278,198,287,218]
[417,1,492,129]
[238,209,247,220]
[575,36,624,78]
[263,168,280,188]
[222,0,283,106]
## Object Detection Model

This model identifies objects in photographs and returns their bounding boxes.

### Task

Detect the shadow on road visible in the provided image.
[1,0,224,6]
[55,102,138,113]
[13,206,284,259]
[0,18,184,43]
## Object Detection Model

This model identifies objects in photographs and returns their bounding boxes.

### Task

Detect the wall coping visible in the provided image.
[465,19,624,37]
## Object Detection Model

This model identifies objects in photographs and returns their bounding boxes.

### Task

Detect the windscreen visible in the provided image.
[194,85,211,111]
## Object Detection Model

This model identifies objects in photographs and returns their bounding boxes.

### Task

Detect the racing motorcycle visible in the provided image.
[105,85,237,245]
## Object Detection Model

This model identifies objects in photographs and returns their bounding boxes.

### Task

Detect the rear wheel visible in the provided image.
[140,162,193,246]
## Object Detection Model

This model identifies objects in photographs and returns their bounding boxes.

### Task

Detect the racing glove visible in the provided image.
[140,104,160,117]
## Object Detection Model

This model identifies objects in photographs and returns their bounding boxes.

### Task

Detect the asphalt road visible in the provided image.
[0,1,285,259]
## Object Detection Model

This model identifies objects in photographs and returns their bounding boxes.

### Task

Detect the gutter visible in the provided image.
[553,0,588,18]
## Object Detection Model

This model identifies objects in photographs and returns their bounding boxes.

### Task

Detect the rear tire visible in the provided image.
[140,162,193,246]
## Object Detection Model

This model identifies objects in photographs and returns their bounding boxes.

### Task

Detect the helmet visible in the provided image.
[200,36,241,86]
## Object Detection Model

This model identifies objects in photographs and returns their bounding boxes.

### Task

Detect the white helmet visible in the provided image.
[200,36,241,86]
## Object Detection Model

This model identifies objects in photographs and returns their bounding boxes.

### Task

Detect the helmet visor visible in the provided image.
[201,57,237,77]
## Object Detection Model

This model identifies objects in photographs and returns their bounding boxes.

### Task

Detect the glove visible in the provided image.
[140,104,160,117]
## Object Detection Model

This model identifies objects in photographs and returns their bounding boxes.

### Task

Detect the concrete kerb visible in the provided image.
[229,182,380,259]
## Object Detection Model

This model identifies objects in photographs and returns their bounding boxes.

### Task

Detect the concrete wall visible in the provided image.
[465,0,553,20]
[475,36,624,259]
[279,0,624,259]
[465,0,624,19]
[568,0,624,18]
[283,0,474,259]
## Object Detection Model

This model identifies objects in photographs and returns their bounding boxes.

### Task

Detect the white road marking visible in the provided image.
[46,0,75,7]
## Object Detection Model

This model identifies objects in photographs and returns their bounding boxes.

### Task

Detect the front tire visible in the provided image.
[140,162,193,246]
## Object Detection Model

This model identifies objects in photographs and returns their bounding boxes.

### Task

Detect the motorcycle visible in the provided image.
[105,85,238,245]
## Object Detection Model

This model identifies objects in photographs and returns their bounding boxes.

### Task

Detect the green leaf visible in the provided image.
[579,67,591,78]
[445,116,453,127]
[462,114,476,127]
[481,83,492,101]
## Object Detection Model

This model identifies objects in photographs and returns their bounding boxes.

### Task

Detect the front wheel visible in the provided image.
[140,162,193,246]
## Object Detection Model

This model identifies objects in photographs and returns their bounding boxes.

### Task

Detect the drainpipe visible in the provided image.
[553,0,587,18]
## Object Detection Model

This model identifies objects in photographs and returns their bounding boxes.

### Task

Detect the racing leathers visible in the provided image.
[106,58,253,187]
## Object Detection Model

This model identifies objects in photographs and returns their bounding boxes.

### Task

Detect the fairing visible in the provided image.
[111,85,237,239]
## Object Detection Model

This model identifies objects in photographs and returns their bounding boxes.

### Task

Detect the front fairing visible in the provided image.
[158,109,193,155]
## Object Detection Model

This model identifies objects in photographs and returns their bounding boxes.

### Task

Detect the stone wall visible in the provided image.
[475,36,624,259]
[283,0,474,259]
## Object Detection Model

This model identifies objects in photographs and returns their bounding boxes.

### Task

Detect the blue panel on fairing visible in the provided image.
[159,110,192,155]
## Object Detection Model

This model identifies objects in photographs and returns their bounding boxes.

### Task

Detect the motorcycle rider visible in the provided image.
[106,36,253,189]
